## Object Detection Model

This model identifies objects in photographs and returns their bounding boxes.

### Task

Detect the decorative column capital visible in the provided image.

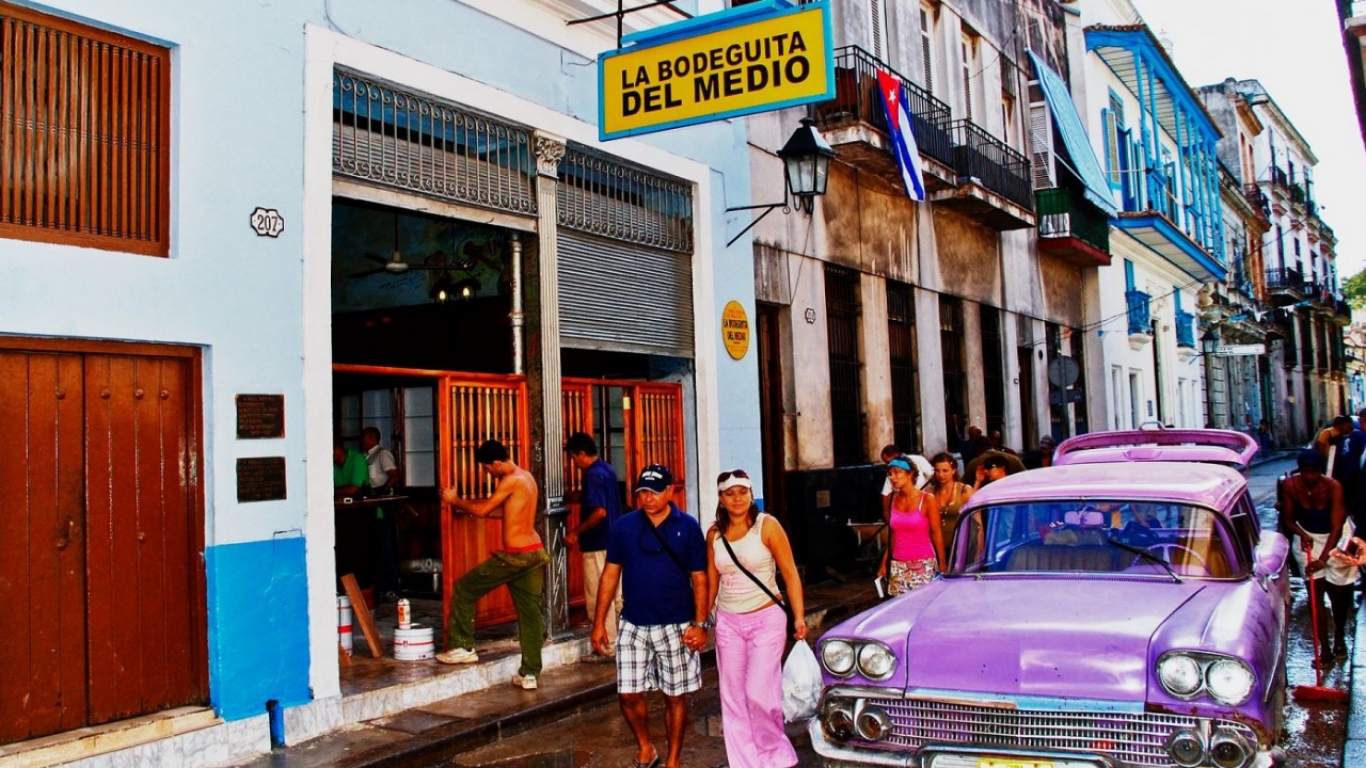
[534,134,567,178]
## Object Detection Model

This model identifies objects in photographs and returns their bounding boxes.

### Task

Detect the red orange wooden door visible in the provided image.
[0,342,207,745]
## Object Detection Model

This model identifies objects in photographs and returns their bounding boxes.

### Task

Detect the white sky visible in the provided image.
[1129,0,1366,278]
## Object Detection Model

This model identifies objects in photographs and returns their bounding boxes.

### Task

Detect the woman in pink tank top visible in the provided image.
[879,456,946,596]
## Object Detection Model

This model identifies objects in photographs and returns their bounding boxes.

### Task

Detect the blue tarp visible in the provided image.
[1027,51,1118,217]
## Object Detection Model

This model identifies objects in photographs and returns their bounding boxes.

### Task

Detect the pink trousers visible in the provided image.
[715,604,797,768]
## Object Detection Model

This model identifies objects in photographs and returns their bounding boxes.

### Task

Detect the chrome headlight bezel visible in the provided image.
[1156,651,1257,706]
[856,641,897,681]
[1157,653,1204,698]
[1205,658,1255,706]
[820,638,856,677]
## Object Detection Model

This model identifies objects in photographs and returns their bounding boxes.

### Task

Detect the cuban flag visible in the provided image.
[875,68,926,201]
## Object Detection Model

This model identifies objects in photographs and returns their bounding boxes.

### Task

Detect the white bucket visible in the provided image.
[393,624,435,661]
[337,595,353,656]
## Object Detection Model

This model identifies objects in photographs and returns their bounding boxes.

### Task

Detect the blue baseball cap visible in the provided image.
[635,464,673,493]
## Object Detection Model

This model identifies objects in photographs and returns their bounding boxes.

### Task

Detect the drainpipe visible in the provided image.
[510,232,524,375]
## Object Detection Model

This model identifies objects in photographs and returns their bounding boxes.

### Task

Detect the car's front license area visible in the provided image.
[810,688,1270,768]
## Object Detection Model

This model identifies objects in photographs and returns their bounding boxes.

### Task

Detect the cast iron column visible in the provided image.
[531,133,571,639]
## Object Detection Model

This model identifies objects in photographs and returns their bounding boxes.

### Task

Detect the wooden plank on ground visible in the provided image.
[341,574,383,658]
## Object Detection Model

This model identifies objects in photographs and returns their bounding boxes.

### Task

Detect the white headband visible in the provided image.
[717,474,753,493]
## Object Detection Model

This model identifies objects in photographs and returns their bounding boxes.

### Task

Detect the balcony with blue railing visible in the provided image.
[1174,310,1196,349]
[1126,290,1152,335]
[1036,186,1111,267]
[815,46,957,192]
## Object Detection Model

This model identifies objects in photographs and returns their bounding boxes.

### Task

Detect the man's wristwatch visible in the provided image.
[690,619,714,631]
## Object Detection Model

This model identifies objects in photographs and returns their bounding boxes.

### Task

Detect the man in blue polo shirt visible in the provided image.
[565,432,624,662]
[591,465,707,768]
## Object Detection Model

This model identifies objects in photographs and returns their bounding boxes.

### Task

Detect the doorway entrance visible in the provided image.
[0,339,207,745]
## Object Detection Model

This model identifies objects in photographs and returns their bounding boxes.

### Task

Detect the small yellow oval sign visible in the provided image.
[722,301,750,360]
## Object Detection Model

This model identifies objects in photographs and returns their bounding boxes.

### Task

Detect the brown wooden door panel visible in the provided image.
[634,384,686,511]
[0,351,87,743]
[560,384,593,609]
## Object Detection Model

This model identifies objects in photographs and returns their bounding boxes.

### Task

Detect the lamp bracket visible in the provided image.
[725,189,797,248]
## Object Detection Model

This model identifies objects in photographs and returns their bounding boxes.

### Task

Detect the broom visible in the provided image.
[1292,572,1350,704]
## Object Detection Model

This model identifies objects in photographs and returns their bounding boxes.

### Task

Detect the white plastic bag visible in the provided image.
[781,640,823,723]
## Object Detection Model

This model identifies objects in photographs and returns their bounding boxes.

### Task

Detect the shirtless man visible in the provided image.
[436,439,547,690]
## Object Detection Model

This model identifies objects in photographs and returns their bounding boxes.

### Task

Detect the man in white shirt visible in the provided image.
[361,427,400,601]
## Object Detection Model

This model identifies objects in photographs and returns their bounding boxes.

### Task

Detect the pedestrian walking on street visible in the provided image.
[926,452,973,553]
[879,456,945,596]
[705,468,807,768]
[437,440,548,690]
[592,465,709,768]
[1280,449,1355,660]
[564,432,624,662]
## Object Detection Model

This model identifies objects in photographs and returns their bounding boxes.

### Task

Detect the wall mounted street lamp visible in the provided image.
[1200,329,1220,355]
[725,117,836,247]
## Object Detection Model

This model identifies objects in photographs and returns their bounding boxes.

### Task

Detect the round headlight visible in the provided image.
[1209,727,1252,768]
[1206,658,1255,705]
[1158,654,1203,697]
[1166,729,1206,768]
[821,697,855,741]
[856,642,896,680]
[821,639,855,676]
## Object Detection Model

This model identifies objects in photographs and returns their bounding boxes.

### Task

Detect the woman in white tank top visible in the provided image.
[705,468,806,768]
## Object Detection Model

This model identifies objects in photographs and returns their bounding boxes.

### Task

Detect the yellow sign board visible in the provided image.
[599,2,833,140]
[722,301,750,360]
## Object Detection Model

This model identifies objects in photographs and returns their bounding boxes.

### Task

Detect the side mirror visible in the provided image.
[1253,533,1290,590]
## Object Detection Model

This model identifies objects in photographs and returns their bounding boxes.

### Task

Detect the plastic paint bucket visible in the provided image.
[393,624,435,661]
[337,595,353,656]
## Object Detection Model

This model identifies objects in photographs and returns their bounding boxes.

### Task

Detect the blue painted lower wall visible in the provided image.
[205,535,312,721]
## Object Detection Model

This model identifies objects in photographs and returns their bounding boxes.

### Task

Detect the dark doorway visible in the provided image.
[1018,346,1037,450]
[887,282,921,453]
[980,305,1005,437]
[940,295,967,443]
[757,303,786,521]
[825,265,864,466]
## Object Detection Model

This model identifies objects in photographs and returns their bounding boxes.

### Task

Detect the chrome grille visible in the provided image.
[865,698,1257,768]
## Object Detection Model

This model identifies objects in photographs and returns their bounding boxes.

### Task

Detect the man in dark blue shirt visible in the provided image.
[565,432,624,662]
[592,465,707,768]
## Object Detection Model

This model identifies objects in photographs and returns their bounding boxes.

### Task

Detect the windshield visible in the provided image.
[949,501,1243,579]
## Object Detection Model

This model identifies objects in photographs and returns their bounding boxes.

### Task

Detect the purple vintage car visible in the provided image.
[1052,429,1261,471]
[811,458,1291,768]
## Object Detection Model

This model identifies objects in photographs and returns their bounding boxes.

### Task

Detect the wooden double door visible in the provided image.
[0,340,207,745]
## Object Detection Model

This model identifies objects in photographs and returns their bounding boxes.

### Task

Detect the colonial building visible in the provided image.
[1213,79,1350,443]
[740,0,1103,539]
[0,0,755,764]
[1073,1,1224,431]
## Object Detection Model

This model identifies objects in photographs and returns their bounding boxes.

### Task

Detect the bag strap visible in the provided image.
[646,515,692,576]
[718,522,790,616]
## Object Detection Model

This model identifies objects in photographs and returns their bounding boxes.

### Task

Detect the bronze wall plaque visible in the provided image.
[237,457,287,502]
[236,394,285,439]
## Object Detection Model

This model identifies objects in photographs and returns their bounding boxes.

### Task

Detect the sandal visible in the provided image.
[630,751,661,768]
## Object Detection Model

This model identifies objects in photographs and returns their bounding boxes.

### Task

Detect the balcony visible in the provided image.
[1036,187,1112,267]
[1266,267,1307,305]
[1337,299,1354,322]
[1125,288,1147,338]
[1174,310,1197,361]
[929,119,1036,230]
[815,46,957,193]
[1243,184,1271,221]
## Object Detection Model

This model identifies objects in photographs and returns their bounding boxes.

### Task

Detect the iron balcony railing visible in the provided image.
[948,119,1034,210]
[1126,290,1152,335]
[1243,184,1270,218]
[1036,187,1110,254]
[1270,166,1289,188]
[1267,267,1305,292]
[1289,183,1306,206]
[1174,310,1196,349]
[818,46,955,169]
[1338,299,1353,319]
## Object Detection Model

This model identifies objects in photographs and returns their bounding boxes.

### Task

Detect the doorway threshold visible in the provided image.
[0,706,219,768]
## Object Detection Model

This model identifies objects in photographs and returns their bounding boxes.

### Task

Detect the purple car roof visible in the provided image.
[1052,429,1258,468]
[963,461,1247,512]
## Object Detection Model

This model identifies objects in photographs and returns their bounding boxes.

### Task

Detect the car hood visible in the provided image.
[891,578,1208,700]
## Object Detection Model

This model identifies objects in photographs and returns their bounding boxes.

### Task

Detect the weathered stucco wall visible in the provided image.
[934,207,1002,306]
[821,163,919,283]
[1040,255,1085,328]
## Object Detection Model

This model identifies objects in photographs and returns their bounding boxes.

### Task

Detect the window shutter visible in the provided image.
[920,10,934,93]
[1104,110,1120,187]
[1030,102,1053,189]
[962,41,973,120]
[870,0,885,59]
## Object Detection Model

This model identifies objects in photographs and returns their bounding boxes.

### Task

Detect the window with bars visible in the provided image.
[887,281,921,454]
[939,294,966,442]
[825,264,864,466]
[0,3,171,256]
[1298,310,1313,369]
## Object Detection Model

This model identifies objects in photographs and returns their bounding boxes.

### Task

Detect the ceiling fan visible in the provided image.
[349,213,455,279]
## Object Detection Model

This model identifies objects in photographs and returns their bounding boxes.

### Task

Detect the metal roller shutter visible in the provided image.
[557,230,694,358]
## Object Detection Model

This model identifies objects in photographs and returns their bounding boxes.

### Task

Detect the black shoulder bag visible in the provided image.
[718,522,795,636]
[646,517,693,577]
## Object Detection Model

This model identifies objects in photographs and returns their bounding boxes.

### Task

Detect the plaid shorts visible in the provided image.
[616,619,701,696]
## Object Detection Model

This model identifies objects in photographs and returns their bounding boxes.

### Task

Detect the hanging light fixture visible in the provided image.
[725,117,837,247]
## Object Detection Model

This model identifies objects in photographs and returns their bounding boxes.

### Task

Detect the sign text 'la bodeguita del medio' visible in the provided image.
[599,1,832,140]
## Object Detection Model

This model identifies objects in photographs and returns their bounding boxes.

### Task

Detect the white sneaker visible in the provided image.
[435,648,479,665]
[512,673,538,690]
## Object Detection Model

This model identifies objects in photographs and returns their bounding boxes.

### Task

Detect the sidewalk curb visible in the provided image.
[343,587,879,768]
[1346,597,1366,767]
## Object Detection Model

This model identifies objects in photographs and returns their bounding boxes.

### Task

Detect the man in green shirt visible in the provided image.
[334,439,369,497]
